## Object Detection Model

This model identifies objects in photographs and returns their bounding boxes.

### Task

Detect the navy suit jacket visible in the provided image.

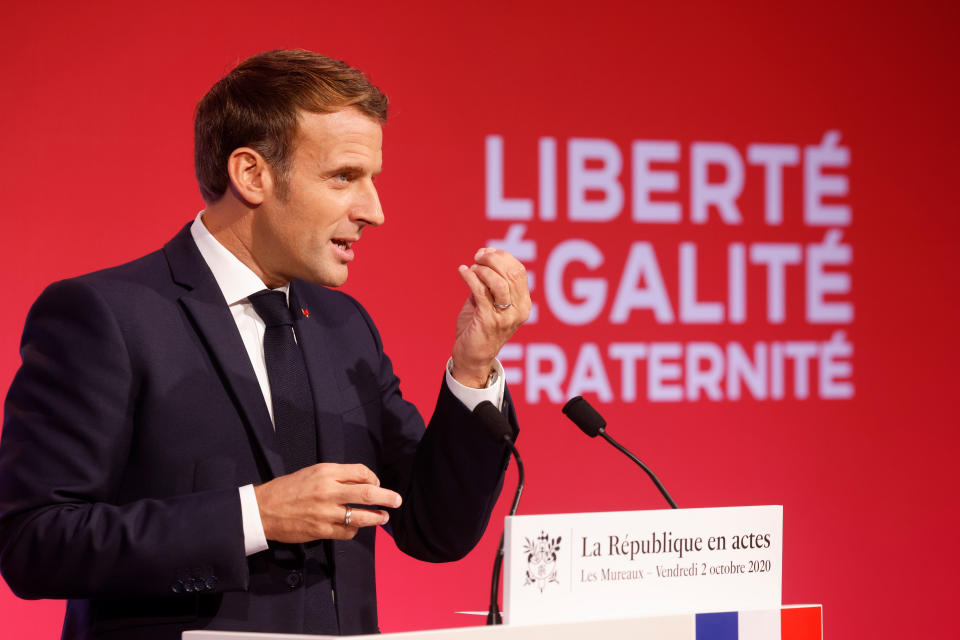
[0,224,515,639]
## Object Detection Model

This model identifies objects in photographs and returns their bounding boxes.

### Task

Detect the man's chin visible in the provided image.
[305,266,348,288]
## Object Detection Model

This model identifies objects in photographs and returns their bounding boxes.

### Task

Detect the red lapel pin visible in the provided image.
[301,308,310,318]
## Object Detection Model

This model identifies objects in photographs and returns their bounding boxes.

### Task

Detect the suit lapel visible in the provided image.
[290,282,346,464]
[163,224,286,479]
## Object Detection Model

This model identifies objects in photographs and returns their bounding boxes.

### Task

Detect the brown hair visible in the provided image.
[194,49,388,203]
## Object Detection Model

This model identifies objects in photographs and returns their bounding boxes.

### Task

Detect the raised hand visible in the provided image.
[451,247,531,388]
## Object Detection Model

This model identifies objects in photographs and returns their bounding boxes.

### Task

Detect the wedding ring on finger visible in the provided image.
[494,301,513,311]
[344,507,352,527]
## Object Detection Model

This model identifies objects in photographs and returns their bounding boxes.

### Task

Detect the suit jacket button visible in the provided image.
[286,570,302,588]
[171,580,184,594]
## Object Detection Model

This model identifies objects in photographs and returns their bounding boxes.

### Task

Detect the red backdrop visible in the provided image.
[1,1,957,637]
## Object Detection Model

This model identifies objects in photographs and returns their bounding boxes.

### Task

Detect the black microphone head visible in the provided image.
[473,400,512,443]
[562,396,606,437]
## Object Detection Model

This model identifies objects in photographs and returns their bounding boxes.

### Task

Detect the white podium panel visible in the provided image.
[183,605,825,640]
[184,611,714,639]
[503,506,782,625]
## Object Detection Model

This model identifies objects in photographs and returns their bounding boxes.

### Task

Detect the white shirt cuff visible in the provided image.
[239,484,269,556]
[445,357,505,411]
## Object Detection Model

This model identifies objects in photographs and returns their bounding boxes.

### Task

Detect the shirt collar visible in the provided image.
[190,211,289,305]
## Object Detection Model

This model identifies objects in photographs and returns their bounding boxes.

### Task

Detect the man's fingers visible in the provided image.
[474,248,527,285]
[338,482,402,508]
[312,461,402,508]
[473,248,531,308]
[470,265,512,307]
[329,463,381,486]
[458,264,493,308]
[337,506,391,529]
[256,463,401,543]
[323,508,390,540]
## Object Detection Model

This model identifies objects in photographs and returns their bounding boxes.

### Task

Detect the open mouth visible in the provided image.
[331,238,356,261]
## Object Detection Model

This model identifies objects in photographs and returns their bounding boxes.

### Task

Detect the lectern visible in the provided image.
[185,507,822,640]
[184,606,822,640]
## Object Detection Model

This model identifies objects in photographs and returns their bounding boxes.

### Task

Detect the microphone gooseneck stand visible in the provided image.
[487,437,524,625]
[562,395,678,509]
[470,400,525,626]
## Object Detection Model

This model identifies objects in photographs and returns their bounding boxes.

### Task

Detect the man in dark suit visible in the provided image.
[0,50,531,638]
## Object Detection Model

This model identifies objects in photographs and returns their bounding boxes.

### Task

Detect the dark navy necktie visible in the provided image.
[248,289,318,474]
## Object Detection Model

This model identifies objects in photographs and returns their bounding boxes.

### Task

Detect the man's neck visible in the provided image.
[201,201,287,288]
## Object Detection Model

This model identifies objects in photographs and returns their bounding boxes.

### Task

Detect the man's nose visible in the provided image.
[351,180,384,228]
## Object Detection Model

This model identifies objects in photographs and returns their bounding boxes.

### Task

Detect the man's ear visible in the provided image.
[226,147,275,205]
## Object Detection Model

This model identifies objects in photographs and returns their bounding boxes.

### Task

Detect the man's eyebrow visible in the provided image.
[325,164,380,176]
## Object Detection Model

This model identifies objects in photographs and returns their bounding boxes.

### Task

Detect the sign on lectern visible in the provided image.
[503,505,783,625]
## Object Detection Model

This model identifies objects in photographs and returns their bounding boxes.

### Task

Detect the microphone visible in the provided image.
[472,400,524,626]
[562,396,678,510]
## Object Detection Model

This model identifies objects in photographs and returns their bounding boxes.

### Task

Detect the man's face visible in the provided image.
[253,107,384,287]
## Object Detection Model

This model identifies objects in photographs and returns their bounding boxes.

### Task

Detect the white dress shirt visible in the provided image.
[189,213,505,555]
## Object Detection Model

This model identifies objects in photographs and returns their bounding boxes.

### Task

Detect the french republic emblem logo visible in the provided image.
[523,531,561,593]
